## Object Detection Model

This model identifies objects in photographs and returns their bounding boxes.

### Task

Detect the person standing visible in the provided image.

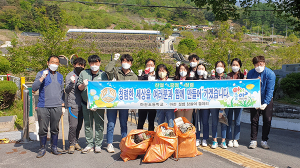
[65,57,86,154]
[105,53,138,153]
[188,54,200,79]
[247,56,276,149]
[137,58,157,131]
[77,55,108,153]
[32,55,65,158]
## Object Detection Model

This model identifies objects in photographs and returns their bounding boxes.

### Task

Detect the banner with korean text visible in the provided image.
[87,79,261,109]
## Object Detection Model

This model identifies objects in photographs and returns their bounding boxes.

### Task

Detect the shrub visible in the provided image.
[280,72,300,98]
[0,81,18,109]
[0,56,11,74]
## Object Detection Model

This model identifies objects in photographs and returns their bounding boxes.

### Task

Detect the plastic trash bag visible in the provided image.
[219,110,229,126]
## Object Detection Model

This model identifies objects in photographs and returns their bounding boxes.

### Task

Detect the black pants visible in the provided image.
[68,106,83,146]
[37,107,62,137]
[137,109,156,131]
[250,99,273,141]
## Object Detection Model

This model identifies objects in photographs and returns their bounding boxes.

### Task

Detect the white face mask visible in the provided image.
[90,65,99,71]
[255,66,265,73]
[231,66,240,73]
[48,64,58,71]
[122,63,131,69]
[158,72,167,79]
[146,67,155,72]
[190,62,197,68]
[216,67,224,74]
[197,70,204,76]
[180,71,187,77]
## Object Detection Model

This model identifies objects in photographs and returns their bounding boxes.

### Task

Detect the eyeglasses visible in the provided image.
[146,64,155,67]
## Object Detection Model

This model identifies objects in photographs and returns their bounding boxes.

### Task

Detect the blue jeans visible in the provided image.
[221,109,230,139]
[226,108,242,140]
[156,109,175,127]
[202,109,219,140]
[106,109,128,144]
[195,109,205,139]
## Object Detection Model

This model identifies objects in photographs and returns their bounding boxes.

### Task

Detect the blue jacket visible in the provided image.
[32,69,64,108]
[247,67,276,105]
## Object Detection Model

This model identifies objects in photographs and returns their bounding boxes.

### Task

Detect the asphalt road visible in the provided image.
[0,113,299,168]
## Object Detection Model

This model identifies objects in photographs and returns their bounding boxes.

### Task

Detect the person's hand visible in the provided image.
[90,108,97,111]
[70,75,75,83]
[83,79,89,86]
[62,107,65,116]
[176,61,181,67]
[260,104,267,110]
[190,71,195,77]
[114,53,120,60]
[211,69,215,77]
[203,71,208,79]
[129,109,137,113]
[42,70,48,78]
[244,69,248,79]
[138,69,143,76]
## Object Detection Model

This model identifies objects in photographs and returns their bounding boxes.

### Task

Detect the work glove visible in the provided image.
[203,71,208,79]
[114,53,120,60]
[90,108,97,111]
[70,75,76,83]
[244,69,248,79]
[62,107,65,116]
[176,61,181,67]
[83,79,89,86]
[190,71,195,78]
[211,69,215,77]
[138,69,143,76]
[260,104,267,110]
[42,70,48,78]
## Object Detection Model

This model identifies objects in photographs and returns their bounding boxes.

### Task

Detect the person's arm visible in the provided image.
[32,72,43,91]
[65,73,73,94]
[105,60,116,80]
[77,72,86,91]
[263,70,276,105]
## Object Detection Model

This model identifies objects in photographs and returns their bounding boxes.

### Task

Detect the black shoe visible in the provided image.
[50,134,61,155]
[36,136,47,158]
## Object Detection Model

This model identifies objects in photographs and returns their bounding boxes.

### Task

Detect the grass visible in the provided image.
[0,29,17,42]
[276,97,300,106]
[0,99,23,129]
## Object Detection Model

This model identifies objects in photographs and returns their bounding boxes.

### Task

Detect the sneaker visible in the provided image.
[202,139,207,147]
[221,141,227,149]
[249,140,257,149]
[95,146,101,153]
[75,143,82,151]
[196,139,201,147]
[68,146,75,154]
[211,141,218,149]
[233,140,239,148]
[261,141,270,149]
[228,140,233,148]
[107,144,115,153]
[81,146,94,154]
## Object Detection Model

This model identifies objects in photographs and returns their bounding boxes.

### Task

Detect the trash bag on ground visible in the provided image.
[142,123,177,163]
[119,129,155,162]
[173,117,202,158]
[219,110,229,126]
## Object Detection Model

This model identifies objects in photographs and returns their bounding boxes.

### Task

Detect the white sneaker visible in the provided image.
[81,146,94,154]
[202,139,207,147]
[233,140,239,148]
[211,141,218,149]
[95,146,101,153]
[196,139,201,147]
[228,140,233,147]
[261,141,270,149]
[221,142,227,149]
[249,140,257,149]
[107,144,115,153]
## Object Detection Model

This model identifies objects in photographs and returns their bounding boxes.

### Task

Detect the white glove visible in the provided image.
[62,107,65,116]
[70,75,75,83]
[190,71,195,77]
[203,71,208,79]
[90,108,97,111]
[42,70,48,78]
[176,61,181,67]
[260,104,267,110]
[114,53,120,60]
[211,69,215,76]
[138,69,143,76]
[83,79,89,86]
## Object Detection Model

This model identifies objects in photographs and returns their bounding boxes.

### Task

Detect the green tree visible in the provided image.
[178,38,197,54]
[287,34,298,42]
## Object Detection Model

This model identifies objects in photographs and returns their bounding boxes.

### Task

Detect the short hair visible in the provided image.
[174,63,190,80]
[88,55,101,63]
[188,54,199,61]
[252,56,265,65]
[120,54,133,63]
[145,58,156,66]
[47,55,59,62]
[231,58,242,67]
[155,64,170,79]
[215,61,226,69]
[73,57,86,67]
[197,63,206,71]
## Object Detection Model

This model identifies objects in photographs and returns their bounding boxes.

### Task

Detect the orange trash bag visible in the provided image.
[173,117,202,158]
[119,129,155,162]
[142,123,178,163]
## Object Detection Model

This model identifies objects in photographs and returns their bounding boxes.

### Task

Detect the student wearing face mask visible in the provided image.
[210,61,230,149]
[226,58,245,148]
[155,64,175,127]
[174,63,194,122]
[105,53,138,153]
[188,54,200,79]
[137,58,157,131]
[65,57,86,154]
[195,63,209,147]
[247,56,275,149]
[77,55,108,154]
[32,55,65,158]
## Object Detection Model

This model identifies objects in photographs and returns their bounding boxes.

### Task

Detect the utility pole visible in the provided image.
[262,25,263,44]
[286,24,288,38]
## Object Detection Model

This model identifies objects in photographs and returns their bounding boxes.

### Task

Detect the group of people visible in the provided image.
[32,53,276,158]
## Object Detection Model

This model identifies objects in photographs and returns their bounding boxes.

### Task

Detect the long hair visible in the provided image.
[155,64,169,80]
[174,63,190,80]
[196,63,206,80]
[230,58,243,76]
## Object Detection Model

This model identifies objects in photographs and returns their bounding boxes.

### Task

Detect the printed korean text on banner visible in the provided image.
[87,79,261,109]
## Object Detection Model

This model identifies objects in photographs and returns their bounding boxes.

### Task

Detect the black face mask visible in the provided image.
[75,67,84,74]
